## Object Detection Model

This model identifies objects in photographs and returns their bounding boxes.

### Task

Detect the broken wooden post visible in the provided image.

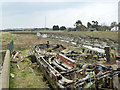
[109,77,113,89]
[47,41,49,45]
[112,65,120,90]
[104,47,110,63]
[104,46,116,64]
[102,78,106,88]
[109,46,116,64]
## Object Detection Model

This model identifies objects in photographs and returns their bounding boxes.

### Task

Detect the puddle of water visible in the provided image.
[60,40,69,43]
[56,36,59,38]
[71,42,77,45]
[94,44,102,47]
[42,34,47,38]
[60,40,65,42]
[83,45,105,53]
[65,41,69,43]
[70,39,73,41]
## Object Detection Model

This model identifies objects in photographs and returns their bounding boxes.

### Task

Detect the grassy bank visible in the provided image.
[1,32,49,88]
[9,49,49,88]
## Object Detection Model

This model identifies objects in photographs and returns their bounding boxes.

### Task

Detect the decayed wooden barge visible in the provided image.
[30,44,120,90]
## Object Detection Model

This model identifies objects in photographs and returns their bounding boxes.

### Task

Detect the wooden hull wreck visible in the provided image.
[29,43,120,90]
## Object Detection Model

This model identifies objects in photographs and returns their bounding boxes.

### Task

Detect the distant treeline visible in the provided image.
[2,20,120,31]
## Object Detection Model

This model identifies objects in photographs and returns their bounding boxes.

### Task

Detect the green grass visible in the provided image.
[24,84,32,88]
[0,35,2,39]
[10,66,15,73]
[9,49,48,88]
[68,30,119,33]
[2,33,18,44]
[10,30,119,33]
[9,64,16,88]
[18,47,28,51]
[21,71,32,78]
[2,34,17,40]
[23,58,31,65]
[40,75,44,79]
[9,76,15,88]
[10,30,63,35]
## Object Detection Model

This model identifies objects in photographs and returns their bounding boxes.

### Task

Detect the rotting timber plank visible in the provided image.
[112,65,120,90]
[36,57,58,89]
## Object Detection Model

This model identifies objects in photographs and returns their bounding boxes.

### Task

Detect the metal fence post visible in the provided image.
[9,40,14,57]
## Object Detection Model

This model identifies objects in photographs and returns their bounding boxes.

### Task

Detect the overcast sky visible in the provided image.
[0,0,119,29]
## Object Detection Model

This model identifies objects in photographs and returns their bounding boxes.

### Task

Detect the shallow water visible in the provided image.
[83,45,105,53]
